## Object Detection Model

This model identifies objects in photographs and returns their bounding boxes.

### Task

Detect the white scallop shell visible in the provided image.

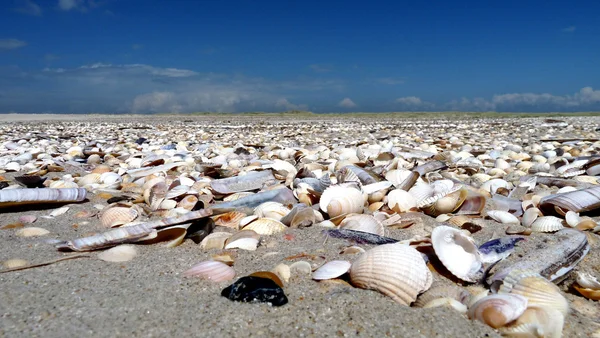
[530,216,564,233]
[468,294,528,329]
[98,245,137,262]
[78,173,102,186]
[339,214,384,236]
[499,307,564,338]
[319,185,364,217]
[386,189,417,213]
[431,226,482,282]
[183,260,235,282]
[487,210,520,224]
[312,260,352,280]
[349,243,432,305]
[497,270,569,315]
[243,218,286,235]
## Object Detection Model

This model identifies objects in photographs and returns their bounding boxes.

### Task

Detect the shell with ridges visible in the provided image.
[499,307,564,338]
[468,294,528,329]
[320,185,364,217]
[530,216,564,233]
[254,202,291,221]
[243,218,286,235]
[386,189,418,213]
[100,207,138,228]
[497,270,569,315]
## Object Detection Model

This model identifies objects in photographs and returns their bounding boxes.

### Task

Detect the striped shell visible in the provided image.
[100,207,138,228]
[530,216,564,233]
[254,202,291,221]
[468,294,528,329]
[319,185,364,217]
[497,270,569,315]
[499,307,564,338]
[349,243,432,305]
[243,218,286,235]
[183,260,235,282]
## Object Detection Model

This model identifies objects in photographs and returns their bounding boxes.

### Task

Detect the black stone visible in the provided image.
[221,276,288,306]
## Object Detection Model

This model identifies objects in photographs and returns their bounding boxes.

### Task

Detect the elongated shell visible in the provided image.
[539,186,600,215]
[339,214,384,236]
[487,210,520,224]
[468,294,528,329]
[320,185,364,217]
[0,188,86,207]
[349,243,432,305]
[530,216,564,233]
[431,226,483,282]
[497,270,569,315]
[183,260,235,282]
[312,260,352,280]
[211,170,276,194]
[243,218,286,235]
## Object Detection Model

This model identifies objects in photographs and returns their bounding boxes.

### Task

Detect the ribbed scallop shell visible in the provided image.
[468,294,528,329]
[386,189,417,213]
[312,260,352,280]
[213,211,246,229]
[431,226,482,282]
[499,307,564,338]
[320,185,364,217]
[254,202,291,221]
[497,270,569,316]
[183,260,235,282]
[530,216,564,233]
[243,218,286,235]
[487,210,520,224]
[349,243,432,305]
[100,207,138,228]
[78,173,102,186]
[339,214,384,236]
[420,188,467,216]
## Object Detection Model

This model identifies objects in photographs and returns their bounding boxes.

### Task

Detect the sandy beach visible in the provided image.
[0,114,599,337]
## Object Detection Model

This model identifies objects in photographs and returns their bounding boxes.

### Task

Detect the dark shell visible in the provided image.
[14,175,47,188]
[323,228,398,245]
[221,276,288,306]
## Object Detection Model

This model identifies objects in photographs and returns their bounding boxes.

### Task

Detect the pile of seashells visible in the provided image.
[1,116,600,337]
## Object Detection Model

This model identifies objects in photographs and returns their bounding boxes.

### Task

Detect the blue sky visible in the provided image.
[1,0,599,113]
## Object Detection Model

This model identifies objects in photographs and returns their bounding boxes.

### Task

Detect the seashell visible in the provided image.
[16,227,50,237]
[211,170,275,194]
[414,285,470,313]
[420,187,467,217]
[468,294,528,329]
[100,207,138,228]
[454,192,486,215]
[200,232,232,250]
[0,188,86,208]
[349,243,432,305]
[320,185,364,217]
[312,260,352,280]
[386,189,418,213]
[183,260,235,282]
[177,195,199,211]
[243,218,286,235]
[431,225,483,282]
[78,173,102,186]
[159,199,178,210]
[487,210,520,224]
[497,270,569,315]
[254,202,290,221]
[18,215,37,224]
[224,237,259,251]
[339,214,384,236]
[213,211,246,229]
[137,225,188,248]
[339,246,366,255]
[573,272,600,300]
[223,192,255,202]
[2,258,29,269]
[272,263,291,283]
[480,178,512,194]
[499,306,564,338]
[15,175,47,188]
[522,207,542,227]
[92,165,111,174]
[211,251,236,266]
[97,244,137,262]
[290,261,313,277]
[539,186,600,215]
[165,185,190,199]
[530,216,564,233]
[280,204,317,228]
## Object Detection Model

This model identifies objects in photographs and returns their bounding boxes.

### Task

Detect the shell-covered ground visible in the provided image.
[0,114,599,337]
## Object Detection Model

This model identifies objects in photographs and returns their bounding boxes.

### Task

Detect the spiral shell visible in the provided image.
[349,243,432,305]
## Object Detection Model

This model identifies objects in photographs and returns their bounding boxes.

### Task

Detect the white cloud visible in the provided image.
[14,0,42,16]
[0,39,27,50]
[396,96,422,105]
[338,97,356,108]
[562,26,576,33]
[275,98,308,111]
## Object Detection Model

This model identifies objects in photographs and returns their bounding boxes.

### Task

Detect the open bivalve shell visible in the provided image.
[339,214,384,236]
[468,294,528,329]
[497,270,569,316]
[349,243,432,306]
[319,185,364,218]
[312,260,352,280]
[499,306,564,338]
[574,272,600,301]
[386,189,418,213]
[431,226,483,283]
[183,260,235,282]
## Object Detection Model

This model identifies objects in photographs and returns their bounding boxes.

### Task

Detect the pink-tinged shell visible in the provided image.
[177,195,199,211]
[18,215,37,224]
[349,243,432,306]
[312,260,352,280]
[339,214,384,236]
[183,260,235,282]
[100,207,138,228]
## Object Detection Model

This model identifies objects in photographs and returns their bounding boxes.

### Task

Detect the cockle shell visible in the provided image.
[349,243,432,305]
[431,226,483,282]
[468,294,528,329]
[320,185,364,217]
[97,245,137,262]
[386,189,418,213]
[339,214,384,236]
[312,260,352,280]
[254,202,290,221]
[499,307,564,338]
[530,216,564,233]
[497,270,569,316]
[419,187,467,217]
[243,218,286,235]
[212,211,246,229]
[183,260,235,282]
[100,207,138,228]
[487,210,520,224]
[78,173,102,186]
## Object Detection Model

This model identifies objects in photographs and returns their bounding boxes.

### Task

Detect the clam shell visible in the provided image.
[78,173,102,186]
[18,215,37,224]
[224,237,259,251]
[97,244,137,262]
[565,211,581,228]
[487,210,520,224]
[497,270,569,315]
[320,185,364,217]
[530,216,564,233]
[431,225,482,282]
[386,189,418,213]
[468,294,528,329]
[200,232,232,250]
[575,272,600,289]
[522,208,542,227]
[272,263,291,283]
[100,207,138,228]
[539,186,600,215]
[290,260,313,277]
[499,307,564,338]
[312,260,352,280]
[183,260,235,282]
[349,243,432,305]
[16,227,50,237]
[339,214,384,236]
[243,218,286,235]
[177,195,199,211]
[254,202,290,221]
